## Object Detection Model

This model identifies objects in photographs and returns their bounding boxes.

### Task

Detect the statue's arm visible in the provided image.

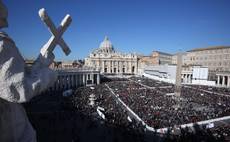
[0,38,57,103]
[22,66,57,102]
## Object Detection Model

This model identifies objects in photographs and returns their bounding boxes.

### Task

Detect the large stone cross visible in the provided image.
[38,8,72,56]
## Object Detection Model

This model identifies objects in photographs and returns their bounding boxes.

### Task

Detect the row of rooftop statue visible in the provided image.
[0,1,72,141]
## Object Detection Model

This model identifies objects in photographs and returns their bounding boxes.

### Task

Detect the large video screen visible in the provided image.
[192,67,208,80]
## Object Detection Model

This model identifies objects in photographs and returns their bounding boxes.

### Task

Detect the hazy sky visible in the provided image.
[3,0,230,60]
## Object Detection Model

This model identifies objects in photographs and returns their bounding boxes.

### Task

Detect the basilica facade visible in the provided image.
[85,36,138,75]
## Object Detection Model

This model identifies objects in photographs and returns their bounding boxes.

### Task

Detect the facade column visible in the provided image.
[75,74,78,87]
[75,74,77,88]
[190,74,192,83]
[217,75,220,86]
[182,74,188,83]
[222,76,226,86]
[64,75,67,89]
[83,73,85,86]
[72,75,75,88]
[121,61,124,74]
[60,75,63,90]
[117,61,121,74]
[110,60,112,73]
[67,75,70,89]
[102,60,104,73]
[77,75,80,87]
[80,75,86,85]
[117,61,119,73]
[58,76,61,90]
[91,73,94,84]
[127,61,129,73]
[56,77,60,90]
[68,75,71,88]
[129,61,132,73]
[63,75,66,89]
[59,77,61,90]
[71,75,74,88]
[97,74,100,85]
[107,61,110,73]
[74,75,77,88]
[61,75,64,90]
[69,75,72,88]
[188,74,190,83]
[228,76,230,87]
[187,74,189,83]
[112,61,114,73]
[113,61,116,73]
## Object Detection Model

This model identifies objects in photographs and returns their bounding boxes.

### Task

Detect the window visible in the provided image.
[132,66,135,73]
[88,74,90,80]
[114,68,116,73]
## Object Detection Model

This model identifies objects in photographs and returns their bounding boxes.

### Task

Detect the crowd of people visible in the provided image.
[68,84,142,130]
[130,76,172,88]
[106,77,230,129]
[188,84,230,96]
[22,76,230,141]
[24,88,146,142]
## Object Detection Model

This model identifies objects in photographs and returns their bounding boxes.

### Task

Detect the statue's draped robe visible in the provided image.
[0,32,57,142]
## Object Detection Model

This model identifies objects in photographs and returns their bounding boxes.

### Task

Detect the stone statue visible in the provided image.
[0,1,72,141]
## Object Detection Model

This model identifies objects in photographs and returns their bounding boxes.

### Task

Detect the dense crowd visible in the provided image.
[69,84,142,130]
[107,77,230,129]
[24,89,146,142]
[130,76,172,88]
[188,84,230,96]
[23,76,230,141]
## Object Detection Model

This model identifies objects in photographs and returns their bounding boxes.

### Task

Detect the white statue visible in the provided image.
[0,1,72,142]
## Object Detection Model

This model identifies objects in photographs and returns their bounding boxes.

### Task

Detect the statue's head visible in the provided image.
[0,0,8,28]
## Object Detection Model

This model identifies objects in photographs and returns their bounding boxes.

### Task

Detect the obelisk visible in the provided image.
[175,52,182,97]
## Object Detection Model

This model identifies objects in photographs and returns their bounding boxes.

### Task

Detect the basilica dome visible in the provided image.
[99,36,115,53]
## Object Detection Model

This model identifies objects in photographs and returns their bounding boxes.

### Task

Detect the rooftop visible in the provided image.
[152,51,172,56]
[187,46,230,52]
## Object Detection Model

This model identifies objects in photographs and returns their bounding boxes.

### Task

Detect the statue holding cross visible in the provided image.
[0,1,72,141]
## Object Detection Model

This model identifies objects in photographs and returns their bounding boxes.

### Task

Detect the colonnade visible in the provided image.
[182,73,192,84]
[217,74,230,87]
[50,72,100,91]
